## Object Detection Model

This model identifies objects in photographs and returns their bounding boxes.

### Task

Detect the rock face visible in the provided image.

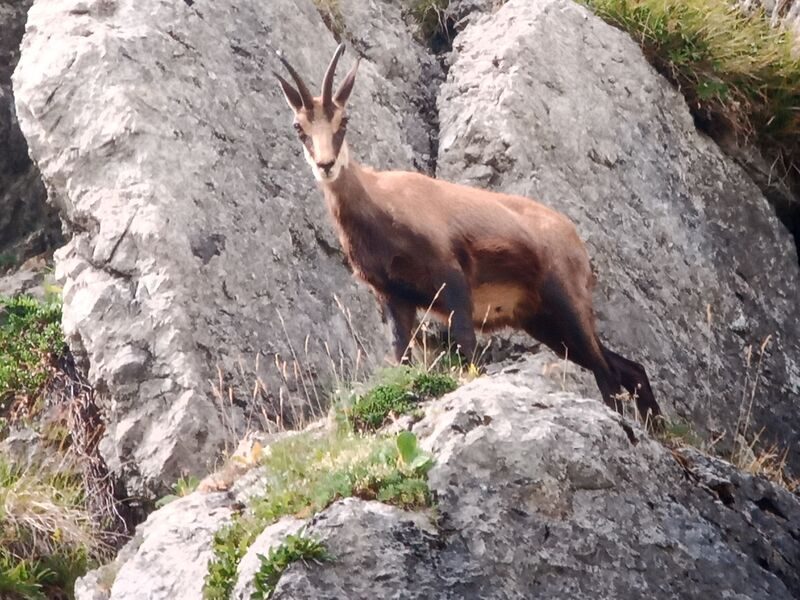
[10,0,435,492]
[437,0,800,467]
[12,0,800,493]
[75,366,800,600]
[0,0,60,265]
[75,493,233,600]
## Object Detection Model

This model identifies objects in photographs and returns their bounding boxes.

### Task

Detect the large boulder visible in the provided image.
[275,371,800,598]
[437,0,800,467]
[10,0,435,492]
[75,365,800,600]
[0,0,60,266]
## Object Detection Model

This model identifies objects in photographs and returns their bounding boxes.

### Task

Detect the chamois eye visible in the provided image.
[340,116,349,129]
[293,122,308,141]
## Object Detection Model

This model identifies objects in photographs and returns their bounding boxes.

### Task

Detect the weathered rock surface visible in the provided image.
[0,0,60,265]
[75,493,234,600]
[437,0,800,468]
[10,0,441,492]
[76,366,800,600]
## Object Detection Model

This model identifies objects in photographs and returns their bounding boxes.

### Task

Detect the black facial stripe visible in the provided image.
[332,127,346,156]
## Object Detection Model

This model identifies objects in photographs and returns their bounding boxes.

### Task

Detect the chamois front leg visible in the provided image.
[385,297,416,364]
[440,270,477,363]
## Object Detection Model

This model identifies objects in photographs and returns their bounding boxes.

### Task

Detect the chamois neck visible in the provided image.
[319,147,375,218]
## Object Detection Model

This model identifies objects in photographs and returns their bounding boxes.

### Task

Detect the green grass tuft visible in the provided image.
[251,533,330,600]
[347,366,457,432]
[154,475,202,509]
[0,457,97,600]
[582,0,800,176]
[203,431,434,599]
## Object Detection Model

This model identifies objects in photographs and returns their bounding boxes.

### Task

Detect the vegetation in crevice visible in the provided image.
[0,458,101,600]
[409,0,457,52]
[154,475,201,509]
[0,293,127,598]
[0,253,19,274]
[202,430,435,600]
[251,533,330,600]
[311,0,346,41]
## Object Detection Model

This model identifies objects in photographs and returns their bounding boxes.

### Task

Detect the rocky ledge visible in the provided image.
[76,362,800,600]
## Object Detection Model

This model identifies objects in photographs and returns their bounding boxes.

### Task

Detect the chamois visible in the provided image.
[274,44,661,422]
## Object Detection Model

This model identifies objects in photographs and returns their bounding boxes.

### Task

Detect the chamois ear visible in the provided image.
[334,58,360,107]
[274,72,303,112]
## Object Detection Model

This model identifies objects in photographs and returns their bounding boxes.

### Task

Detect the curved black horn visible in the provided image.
[322,43,346,117]
[277,51,314,110]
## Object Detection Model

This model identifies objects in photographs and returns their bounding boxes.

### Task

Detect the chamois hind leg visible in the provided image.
[601,345,661,425]
[524,317,623,412]
[521,279,626,414]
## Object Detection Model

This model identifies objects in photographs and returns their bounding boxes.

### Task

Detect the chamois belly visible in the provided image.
[470,283,526,330]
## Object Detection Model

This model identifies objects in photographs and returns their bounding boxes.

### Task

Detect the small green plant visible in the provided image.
[203,431,434,599]
[251,533,330,600]
[0,253,17,273]
[396,431,434,472]
[347,366,457,432]
[656,418,704,449]
[205,520,258,600]
[0,294,64,427]
[154,474,201,509]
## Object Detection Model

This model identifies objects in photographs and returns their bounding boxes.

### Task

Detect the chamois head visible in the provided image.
[274,43,359,182]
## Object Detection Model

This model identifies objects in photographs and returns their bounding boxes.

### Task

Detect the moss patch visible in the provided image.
[346,366,457,432]
[311,0,345,39]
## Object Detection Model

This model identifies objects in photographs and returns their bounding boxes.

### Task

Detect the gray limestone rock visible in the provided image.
[76,493,234,600]
[275,373,800,599]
